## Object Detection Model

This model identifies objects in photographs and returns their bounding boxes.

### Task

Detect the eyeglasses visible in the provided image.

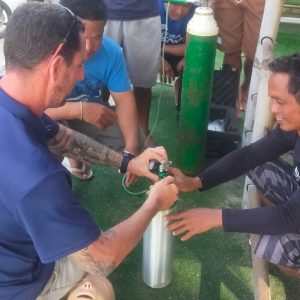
[45,5,80,72]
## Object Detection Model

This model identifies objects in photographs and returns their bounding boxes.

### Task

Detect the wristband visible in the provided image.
[119,151,135,174]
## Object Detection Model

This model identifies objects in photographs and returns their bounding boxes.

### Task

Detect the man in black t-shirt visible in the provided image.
[166,53,300,277]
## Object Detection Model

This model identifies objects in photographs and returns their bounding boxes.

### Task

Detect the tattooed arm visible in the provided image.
[48,124,169,180]
[69,177,178,277]
[48,124,121,168]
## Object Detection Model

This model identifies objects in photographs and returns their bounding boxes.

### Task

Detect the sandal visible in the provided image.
[62,157,93,180]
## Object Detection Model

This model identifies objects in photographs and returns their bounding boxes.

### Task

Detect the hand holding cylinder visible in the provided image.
[169,167,202,191]
[147,176,179,211]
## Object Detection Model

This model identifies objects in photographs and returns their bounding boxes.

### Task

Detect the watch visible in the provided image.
[119,151,135,174]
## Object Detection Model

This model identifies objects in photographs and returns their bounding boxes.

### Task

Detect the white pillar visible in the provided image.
[241,1,284,299]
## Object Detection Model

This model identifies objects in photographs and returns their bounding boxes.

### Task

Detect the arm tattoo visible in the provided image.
[48,124,122,168]
[71,230,118,277]
[74,248,116,277]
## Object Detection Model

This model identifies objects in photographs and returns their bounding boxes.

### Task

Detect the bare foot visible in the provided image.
[238,57,252,112]
[239,84,249,111]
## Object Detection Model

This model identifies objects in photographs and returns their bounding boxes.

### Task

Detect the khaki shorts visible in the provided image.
[104,16,161,88]
[36,257,86,300]
[214,0,265,60]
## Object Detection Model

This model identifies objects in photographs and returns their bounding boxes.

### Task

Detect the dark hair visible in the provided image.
[269,53,300,103]
[60,0,107,21]
[4,2,84,70]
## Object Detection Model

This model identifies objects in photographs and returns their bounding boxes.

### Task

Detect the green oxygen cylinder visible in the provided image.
[177,7,218,175]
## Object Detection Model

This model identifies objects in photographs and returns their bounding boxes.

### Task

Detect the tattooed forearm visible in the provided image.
[48,124,122,168]
[70,231,119,277]
[72,248,116,277]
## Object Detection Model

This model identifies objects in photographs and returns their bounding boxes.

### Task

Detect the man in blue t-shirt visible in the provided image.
[104,0,161,147]
[158,0,195,112]
[46,0,141,180]
[0,3,178,299]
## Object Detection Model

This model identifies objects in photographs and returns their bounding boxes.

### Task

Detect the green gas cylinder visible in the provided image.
[177,7,218,175]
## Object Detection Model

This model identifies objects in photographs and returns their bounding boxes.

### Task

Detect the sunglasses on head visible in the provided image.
[45,5,81,72]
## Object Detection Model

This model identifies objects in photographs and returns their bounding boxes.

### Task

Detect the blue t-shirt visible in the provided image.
[159,0,195,46]
[105,0,159,21]
[0,90,100,299]
[69,36,131,104]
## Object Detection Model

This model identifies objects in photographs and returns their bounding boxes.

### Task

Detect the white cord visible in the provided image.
[161,2,169,81]
[122,6,170,193]
[144,3,170,147]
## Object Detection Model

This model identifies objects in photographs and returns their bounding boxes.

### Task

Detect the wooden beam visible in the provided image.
[248,185,271,300]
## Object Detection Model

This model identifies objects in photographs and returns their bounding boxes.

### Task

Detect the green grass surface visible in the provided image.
[72,23,300,299]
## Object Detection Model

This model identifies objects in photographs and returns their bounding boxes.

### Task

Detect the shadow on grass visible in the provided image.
[190,232,253,300]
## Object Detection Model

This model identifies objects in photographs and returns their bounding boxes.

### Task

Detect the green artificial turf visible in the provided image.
[72,22,300,300]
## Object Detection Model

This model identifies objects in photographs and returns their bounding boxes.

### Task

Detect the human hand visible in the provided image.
[168,167,202,192]
[147,176,179,211]
[165,208,223,241]
[82,102,117,129]
[159,58,175,84]
[124,172,138,187]
[127,146,168,181]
